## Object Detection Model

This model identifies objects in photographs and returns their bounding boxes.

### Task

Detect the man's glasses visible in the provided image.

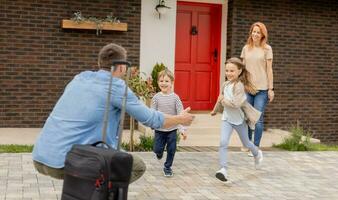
[112,60,132,68]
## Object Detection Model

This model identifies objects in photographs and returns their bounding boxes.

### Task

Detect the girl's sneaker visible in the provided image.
[215,167,228,182]
[254,150,263,169]
[163,168,173,177]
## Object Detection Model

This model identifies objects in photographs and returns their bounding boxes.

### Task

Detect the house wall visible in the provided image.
[227,0,338,143]
[139,0,177,76]
[0,0,141,127]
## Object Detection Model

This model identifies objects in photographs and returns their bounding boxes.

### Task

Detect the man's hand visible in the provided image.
[162,107,195,129]
[179,107,195,126]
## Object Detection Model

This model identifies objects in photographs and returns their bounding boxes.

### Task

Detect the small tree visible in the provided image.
[151,63,166,92]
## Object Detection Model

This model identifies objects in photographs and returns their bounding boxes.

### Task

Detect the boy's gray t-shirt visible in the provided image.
[151,92,184,132]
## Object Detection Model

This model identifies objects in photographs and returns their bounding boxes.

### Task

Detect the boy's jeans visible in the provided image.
[153,129,177,170]
[246,90,269,147]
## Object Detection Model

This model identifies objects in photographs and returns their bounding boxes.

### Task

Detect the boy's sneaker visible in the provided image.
[254,150,263,169]
[215,167,228,182]
[163,168,173,177]
[248,151,254,157]
[154,153,163,160]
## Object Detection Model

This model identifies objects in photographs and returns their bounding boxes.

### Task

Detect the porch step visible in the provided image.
[188,113,222,128]
[139,113,221,146]
[0,127,294,148]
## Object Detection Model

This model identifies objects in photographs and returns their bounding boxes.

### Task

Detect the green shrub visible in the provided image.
[308,143,338,151]
[138,134,154,151]
[274,125,338,151]
[128,67,155,100]
[273,126,312,151]
[122,132,182,152]
[0,145,34,153]
[151,63,166,92]
[122,135,154,152]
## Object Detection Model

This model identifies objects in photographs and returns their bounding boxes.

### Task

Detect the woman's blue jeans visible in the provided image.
[246,90,268,147]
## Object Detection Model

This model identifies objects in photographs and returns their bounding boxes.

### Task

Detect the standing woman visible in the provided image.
[240,22,274,148]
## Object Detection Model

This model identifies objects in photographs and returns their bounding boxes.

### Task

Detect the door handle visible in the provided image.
[212,48,218,62]
[191,26,198,35]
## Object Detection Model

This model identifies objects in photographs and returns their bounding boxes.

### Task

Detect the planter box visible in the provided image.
[61,19,128,31]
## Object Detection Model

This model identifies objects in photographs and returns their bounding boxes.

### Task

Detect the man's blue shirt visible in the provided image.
[32,70,164,168]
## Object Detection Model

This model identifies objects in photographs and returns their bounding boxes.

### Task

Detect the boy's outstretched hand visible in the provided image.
[180,132,187,140]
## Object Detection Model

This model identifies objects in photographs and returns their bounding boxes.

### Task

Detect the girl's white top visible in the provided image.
[222,82,245,125]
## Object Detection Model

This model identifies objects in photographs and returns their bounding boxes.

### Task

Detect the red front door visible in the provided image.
[174,2,222,110]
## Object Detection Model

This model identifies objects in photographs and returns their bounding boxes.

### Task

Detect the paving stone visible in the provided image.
[2,152,338,199]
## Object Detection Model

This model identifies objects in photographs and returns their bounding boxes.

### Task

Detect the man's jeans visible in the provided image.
[153,129,177,170]
[246,90,268,147]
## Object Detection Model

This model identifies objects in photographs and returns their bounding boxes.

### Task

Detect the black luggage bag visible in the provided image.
[61,142,133,200]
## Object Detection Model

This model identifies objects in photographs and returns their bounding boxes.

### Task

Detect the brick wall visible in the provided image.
[0,0,141,128]
[227,0,338,143]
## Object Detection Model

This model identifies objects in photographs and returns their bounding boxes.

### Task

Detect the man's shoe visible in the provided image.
[163,168,173,177]
[248,151,254,157]
[215,167,228,182]
[254,150,263,169]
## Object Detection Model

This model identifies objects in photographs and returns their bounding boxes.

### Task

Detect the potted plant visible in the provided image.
[127,67,155,151]
[61,11,127,35]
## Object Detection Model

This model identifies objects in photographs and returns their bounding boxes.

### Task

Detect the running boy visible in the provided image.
[151,69,187,177]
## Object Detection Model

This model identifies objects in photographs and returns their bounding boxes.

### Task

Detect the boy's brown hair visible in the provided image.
[157,69,174,82]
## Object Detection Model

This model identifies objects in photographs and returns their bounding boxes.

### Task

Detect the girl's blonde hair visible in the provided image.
[225,57,257,95]
[158,69,174,81]
[246,22,268,49]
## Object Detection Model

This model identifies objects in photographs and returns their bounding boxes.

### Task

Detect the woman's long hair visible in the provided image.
[226,57,257,95]
[246,22,268,49]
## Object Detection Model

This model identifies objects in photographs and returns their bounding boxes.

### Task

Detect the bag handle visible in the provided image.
[101,62,132,150]
[101,68,114,144]
[91,141,112,149]
[116,67,131,150]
